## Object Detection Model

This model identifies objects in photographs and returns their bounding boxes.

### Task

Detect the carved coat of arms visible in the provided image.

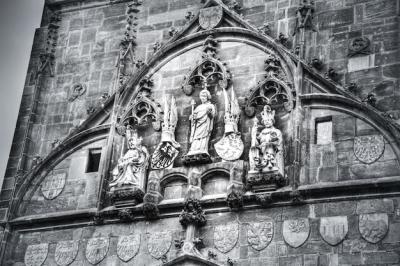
[283,218,310,248]
[319,216,348,246]
[24,243,48,266]
[85,237,109,265]
[199,6,223,30]
[117,234,141,262]
[359,213,388,243]
[40,172,67,200]
[247,220,274,251]
[55,240,79,266]
[214,222,239,253]
[147,231,172,259]
[215,134,244,161]
[354,135,385,164]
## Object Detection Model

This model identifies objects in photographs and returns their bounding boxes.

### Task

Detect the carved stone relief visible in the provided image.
[85,237,109,265]
[247,220,274,251]
[147,231,172,259]
[319,216,348,246]
[282,218,310,248]
[68,83,87,102]
[214,221,239,253]
[348,37,371,57]
[40,172,66,200]
[54,240,79,266]
[354,135,385,164]
[151,96,180,170]
[215,89,243,161]
[24,243,48,266]
[199,6,223,30]
[359,213,388,243]
[143,171,163,219]
[117,234,141,262]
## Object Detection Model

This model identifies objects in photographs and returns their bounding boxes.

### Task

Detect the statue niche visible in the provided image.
[182,89,216,164]
[109,126,149,205]
[248,105,285,192]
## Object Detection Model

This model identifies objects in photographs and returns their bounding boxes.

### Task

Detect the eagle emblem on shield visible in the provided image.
[117,234,141,262]
[214,222,239,253]
[283,218,310,248]
[24,243,48,266]
[55,240,79,266]
[147,231,172,259]
[41,172,67,200]
[319,216,348,246]
[354,135,385,164]
[85,237,109,265]
[199,6,223,30]
[247,220,274,251]
[359,213,388,243]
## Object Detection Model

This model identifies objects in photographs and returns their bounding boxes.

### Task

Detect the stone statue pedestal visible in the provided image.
[182,152,212,165]
[247,170,285,193]
[109,185,145,207]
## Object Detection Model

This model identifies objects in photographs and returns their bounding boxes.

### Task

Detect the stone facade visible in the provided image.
[1,0,400,265]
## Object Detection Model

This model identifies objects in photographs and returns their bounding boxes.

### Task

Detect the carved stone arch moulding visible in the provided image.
[181,35,231,96]
[244,54,295,117]
[117,76,163,134]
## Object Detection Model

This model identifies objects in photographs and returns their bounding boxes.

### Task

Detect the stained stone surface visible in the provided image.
[1,0,400,265]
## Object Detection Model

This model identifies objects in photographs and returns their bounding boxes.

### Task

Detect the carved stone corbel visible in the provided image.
[143,171,163,219]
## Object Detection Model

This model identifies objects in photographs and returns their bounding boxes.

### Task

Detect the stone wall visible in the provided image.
[1,0,400,265]
[5,198,400,265]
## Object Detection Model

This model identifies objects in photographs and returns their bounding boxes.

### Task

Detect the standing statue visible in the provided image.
[248,105,285,191]
[183,89,216,164]
[109,127,149,204]
[214,88,244,161]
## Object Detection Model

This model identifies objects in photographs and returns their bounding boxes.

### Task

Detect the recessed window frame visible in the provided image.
[315,116,333,145]
[86,148,102,173]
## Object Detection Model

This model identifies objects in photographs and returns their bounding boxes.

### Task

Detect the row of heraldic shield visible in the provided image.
[23,213,389,266]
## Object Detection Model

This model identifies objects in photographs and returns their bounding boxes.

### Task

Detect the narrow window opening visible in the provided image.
[86,148,102,173]
[315,117,332,145]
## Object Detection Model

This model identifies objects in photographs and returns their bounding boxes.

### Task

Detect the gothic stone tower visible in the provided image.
[1,0,400,265]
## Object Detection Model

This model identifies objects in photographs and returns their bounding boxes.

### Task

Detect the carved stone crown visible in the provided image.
[126,127,142,147]
[261,105,275,124]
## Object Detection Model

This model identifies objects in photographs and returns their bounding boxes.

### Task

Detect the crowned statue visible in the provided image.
[183,89,216,164]
[248,105,285,190]
[109,126,149,203]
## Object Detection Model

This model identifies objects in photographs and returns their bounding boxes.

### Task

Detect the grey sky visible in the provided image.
[0,0,44,185]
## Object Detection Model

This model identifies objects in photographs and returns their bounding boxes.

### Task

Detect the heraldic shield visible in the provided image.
[117,234,141,262]
[199,6,223,30]
[283,218,310,248]
[40,172,67,200]
[319,216,348,246]
[55,240,79,266]
[354,135,385,164]
[147,231,172,259]
[214,222,239,253]
[24,243,48,266]
[359,213,389,243]
[247,220,274,251]
[85,237,109,265]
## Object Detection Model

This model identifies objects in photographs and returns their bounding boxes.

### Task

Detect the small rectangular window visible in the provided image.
[315,117,332,145]
[86,148,102,173]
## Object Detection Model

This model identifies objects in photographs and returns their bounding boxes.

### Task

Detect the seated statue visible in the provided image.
[109,127,149,200]
[248,105,284,190]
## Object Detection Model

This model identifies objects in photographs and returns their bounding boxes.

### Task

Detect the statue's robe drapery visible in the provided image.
[109,148,148,187]
[188,101,216,155]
